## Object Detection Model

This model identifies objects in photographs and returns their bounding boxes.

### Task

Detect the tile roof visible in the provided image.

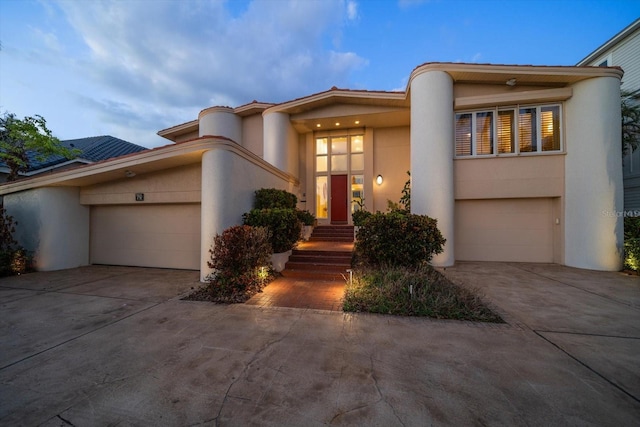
[17,135,147,172]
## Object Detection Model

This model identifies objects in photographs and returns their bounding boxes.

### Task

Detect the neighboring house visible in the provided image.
[577,18,640,210]
[0,62,624,280]
[0,135,148,181]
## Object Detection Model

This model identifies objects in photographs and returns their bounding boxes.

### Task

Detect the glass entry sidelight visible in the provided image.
[315,133,364,223]
[330,175,348,223]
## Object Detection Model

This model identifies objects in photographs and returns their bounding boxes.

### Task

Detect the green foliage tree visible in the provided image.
[622,89,640,157]
[0,112,79,181]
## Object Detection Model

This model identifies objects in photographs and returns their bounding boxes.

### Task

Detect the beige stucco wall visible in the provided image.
[454,155,565,200]
[4,187,89,271]
[411,69,455,266]
[199,107,242,143]
[80,164,202,205]
[200,144,299,280]
[372,126,410,212]
[242,113,264,157]
[564,76,623,270]
[453,156,565,263]
[263,112,299,176]
[454,83,561,99]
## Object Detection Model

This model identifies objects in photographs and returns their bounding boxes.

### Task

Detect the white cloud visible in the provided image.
[51,0,368,146]
[30,27,62,53]
[347,1,359,21]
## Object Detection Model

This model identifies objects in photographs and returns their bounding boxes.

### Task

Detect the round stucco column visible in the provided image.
[564,76,623,271]
[199,107,242,143]
[263,111,290,172]
[200,148,234,281]
[410,70,455,266]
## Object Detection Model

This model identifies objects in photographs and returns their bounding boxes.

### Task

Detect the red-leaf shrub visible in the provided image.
[205,225,273,301]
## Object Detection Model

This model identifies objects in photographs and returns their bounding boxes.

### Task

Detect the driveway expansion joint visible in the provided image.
[0,302,161,372]
[533,330,640,404]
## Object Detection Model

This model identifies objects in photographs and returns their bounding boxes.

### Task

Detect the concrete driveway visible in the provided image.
[0,263,639,426]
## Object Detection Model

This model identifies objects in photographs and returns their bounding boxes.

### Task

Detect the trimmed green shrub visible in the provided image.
[203,225,273,302]
[354,210,445,267]
[624,216,640,271]
[0,248,31,276]
[243,208,302,253]
[254,188,297,209]
[0,208,31,277]
[0,207,18,252]
[296,209,315,226]
[352,209,372,226]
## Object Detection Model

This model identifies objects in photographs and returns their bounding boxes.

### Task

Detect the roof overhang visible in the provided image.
[158,101,275,142]
[157,119,199,142]
[0,138,223,195]
[265,88,409,133]
[409,62,624,89]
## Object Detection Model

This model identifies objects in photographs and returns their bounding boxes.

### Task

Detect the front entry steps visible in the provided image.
[282,226,354,280]
[309,225,355,242]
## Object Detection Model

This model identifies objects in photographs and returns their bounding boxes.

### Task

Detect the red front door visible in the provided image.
[331,174,348,223]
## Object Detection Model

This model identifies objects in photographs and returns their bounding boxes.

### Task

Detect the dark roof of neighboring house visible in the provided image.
[15,135,148,173]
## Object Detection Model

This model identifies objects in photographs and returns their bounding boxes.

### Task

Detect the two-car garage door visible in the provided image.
[90,199,554,269]
[455,198,555,263]
[90,204,200,270]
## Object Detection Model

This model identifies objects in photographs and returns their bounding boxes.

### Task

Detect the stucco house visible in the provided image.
[0,62,624,280]
[577,18,640,210]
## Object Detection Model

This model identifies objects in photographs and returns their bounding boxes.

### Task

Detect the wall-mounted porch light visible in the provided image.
[376,175,383,185]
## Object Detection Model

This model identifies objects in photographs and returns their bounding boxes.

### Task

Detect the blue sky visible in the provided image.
[1,0,638,148]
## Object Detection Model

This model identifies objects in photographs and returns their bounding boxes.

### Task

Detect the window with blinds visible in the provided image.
[455,113,472,156]
[455,104,561,157]
[497,110,515,153]
[541,106,560,151]
[519,108,537,153]
[476,112,493,155]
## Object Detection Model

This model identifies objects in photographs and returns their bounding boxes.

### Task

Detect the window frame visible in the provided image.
[454,103,563,158]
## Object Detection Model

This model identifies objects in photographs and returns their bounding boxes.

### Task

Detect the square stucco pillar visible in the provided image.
[410,70,455,266]
[564,76,623,270]
[4,187,89,271]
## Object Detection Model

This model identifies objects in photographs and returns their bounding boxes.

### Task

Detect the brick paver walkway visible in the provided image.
[245,275,346,311]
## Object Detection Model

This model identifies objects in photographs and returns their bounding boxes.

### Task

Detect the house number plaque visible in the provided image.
[135,193,144,201]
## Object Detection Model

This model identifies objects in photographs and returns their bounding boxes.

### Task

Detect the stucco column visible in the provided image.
[410,70,455,266]
[564,76,623,270]
[200,148,235,281]
[263,111,290,172]
[199,107,242,143]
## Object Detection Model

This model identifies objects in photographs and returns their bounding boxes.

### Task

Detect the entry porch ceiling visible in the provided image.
[291,105,410,133]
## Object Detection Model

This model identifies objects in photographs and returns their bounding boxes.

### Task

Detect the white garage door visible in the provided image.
[455,198,554,263]
[90,204,200,270]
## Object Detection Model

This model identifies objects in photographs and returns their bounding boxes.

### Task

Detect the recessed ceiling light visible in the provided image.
[355,120,360,125]
[316,124,321,128]
[335,122,340,126]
